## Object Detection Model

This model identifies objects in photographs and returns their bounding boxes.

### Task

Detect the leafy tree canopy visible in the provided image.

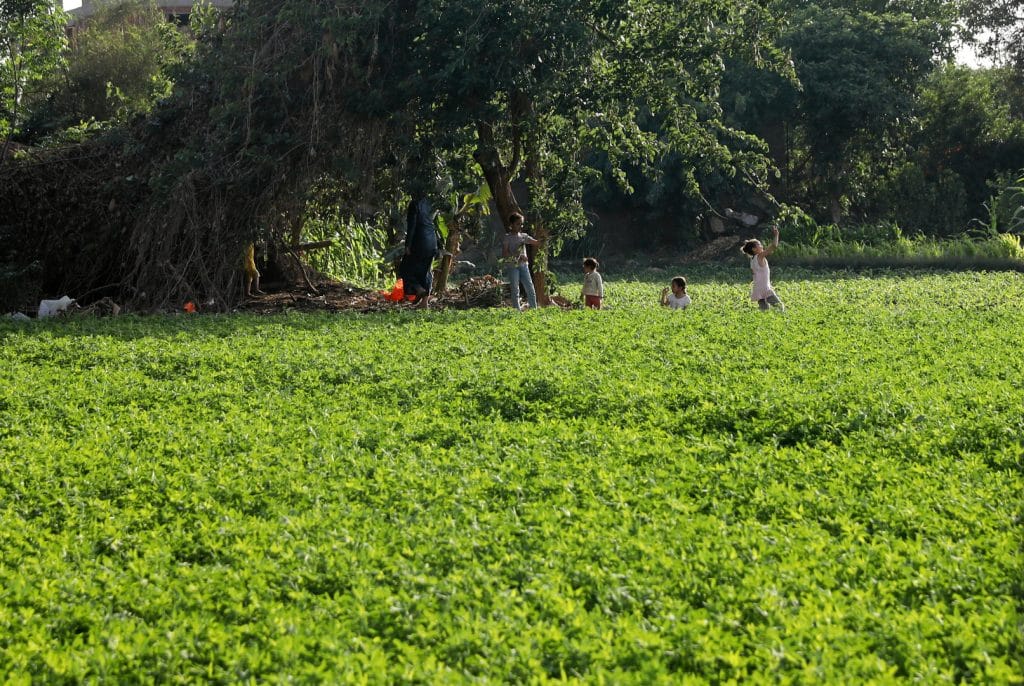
[394,0,790,253]
[0,0,66,146]
[785,6,938,162]
[50,0,192,127]
[720,0,948,223]
[960,0,1024,71]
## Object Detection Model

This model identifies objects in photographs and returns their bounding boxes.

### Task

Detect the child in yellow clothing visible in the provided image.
[243,243,265,296]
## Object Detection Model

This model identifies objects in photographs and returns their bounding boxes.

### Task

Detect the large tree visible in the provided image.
[723,1,951,225]
[401,0,787,296]
[870,64,1024,235]
[785,6,939,223]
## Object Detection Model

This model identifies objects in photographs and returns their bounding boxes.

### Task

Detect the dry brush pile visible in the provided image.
[1,0,415,312]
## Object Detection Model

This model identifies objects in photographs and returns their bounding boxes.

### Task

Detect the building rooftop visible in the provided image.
[69,0,234,21]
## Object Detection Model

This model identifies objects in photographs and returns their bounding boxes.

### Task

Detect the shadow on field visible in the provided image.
[0,307,446,342]
[565,261,1024,287]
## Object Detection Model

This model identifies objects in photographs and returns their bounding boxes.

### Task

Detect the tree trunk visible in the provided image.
[830,195,842,225]
[474,120,521,227]
[432,216,461,294]
[288,211,304,246]
[0,43,22,169]
[474,119,527,301]
[827,162,845,226]
[525,135,550,306]
[475,90,559,306]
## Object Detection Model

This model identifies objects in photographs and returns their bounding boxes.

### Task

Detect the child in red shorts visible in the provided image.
[581,257,604,309]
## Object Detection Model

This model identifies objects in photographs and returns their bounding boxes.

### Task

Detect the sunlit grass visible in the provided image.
[1,269,1021,682]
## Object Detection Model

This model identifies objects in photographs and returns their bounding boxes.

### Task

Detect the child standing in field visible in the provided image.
[741,226,785,311]
[660,276,691,309]
[501,212,539,311]
[581,257,604,309]
[243,243,265,297]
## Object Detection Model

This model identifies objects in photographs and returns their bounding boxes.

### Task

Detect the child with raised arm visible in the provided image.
[501,212,539,311]
[581,257,604,309]
[660,276,691,309]
[740,226,785,311]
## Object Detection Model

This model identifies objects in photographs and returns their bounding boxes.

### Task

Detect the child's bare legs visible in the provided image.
[245,271,265,297]
[414,289,430,308]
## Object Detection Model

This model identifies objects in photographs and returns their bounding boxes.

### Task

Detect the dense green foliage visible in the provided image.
[30,0,192,133]
[0,0,67,144]
[594,2,1023,244]
[870,66,1024,236]
[1,0,1022,306]
[0,0,790,309]
[1,270,1021,681]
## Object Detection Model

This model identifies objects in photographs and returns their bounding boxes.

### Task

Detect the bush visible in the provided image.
[0,261,43,313]
[773,204,818,243]
[774,211,904,248]
[874,165,970,237]
[974,170,1024,236]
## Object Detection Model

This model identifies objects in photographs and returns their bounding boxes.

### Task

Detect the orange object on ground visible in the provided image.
[183,301,197,313]
[382,279,405,301]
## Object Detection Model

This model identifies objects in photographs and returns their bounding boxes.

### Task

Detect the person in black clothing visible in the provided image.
[399,196,438,308]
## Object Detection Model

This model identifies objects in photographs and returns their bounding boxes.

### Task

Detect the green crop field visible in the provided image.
[1,267,1022,683]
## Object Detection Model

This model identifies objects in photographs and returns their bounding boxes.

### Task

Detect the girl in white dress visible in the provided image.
[740,226,785,311]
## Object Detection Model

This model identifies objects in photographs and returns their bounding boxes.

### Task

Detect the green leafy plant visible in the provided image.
[0,0,67,144]
[302,214,389,287]
[994,171,1024,235]
[1,269,1021,682]
[967,172,1024,239]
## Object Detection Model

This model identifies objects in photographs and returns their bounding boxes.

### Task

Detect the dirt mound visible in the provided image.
[13,275,573,317]
[681,235,745,263]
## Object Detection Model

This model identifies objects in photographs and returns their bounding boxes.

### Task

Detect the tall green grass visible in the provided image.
[768,206,1024,269]
[778,232,1023,260]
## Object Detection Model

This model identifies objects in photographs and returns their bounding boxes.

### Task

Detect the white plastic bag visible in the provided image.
[37,296,75,318]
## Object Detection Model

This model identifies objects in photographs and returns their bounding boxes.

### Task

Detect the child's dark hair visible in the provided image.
[671,276,687,292]
[740,239,759,256]
[507,212,524,230]
[583,257,599,270]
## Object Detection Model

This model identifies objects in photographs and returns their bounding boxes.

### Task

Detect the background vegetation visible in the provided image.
[1,0,1022,309]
